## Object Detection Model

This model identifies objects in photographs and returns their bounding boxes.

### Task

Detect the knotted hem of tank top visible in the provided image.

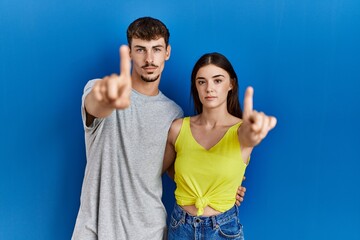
[195,197,210,216]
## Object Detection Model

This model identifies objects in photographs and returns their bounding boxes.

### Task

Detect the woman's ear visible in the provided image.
[229,79,234,91]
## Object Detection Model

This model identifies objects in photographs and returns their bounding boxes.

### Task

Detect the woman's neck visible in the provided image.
[196,108,232,127]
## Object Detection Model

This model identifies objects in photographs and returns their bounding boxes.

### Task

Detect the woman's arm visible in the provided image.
[162,118,183,177]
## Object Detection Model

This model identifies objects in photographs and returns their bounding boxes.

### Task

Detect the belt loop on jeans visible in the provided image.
[211,216,218,229]
[181,207,186,223]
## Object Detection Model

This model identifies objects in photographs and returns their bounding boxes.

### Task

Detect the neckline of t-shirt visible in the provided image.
[131,88,163,100]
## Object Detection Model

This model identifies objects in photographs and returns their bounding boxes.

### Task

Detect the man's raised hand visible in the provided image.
[92,45,132,109]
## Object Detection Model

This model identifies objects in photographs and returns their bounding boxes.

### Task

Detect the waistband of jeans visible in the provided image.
[173,203,238,226]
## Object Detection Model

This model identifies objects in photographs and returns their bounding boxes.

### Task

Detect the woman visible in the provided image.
[163,52,277,239]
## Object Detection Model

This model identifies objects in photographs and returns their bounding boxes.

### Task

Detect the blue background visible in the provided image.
[1,0,360,239]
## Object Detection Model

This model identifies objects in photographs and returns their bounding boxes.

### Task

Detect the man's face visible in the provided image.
[130,37,171,83]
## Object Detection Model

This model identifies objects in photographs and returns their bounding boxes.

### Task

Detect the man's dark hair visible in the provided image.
[127,17,170,47]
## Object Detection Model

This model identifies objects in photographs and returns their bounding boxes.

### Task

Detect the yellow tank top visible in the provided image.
[174,117,247,216]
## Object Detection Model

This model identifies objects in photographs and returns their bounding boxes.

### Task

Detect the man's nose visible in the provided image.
[145,51,154,63]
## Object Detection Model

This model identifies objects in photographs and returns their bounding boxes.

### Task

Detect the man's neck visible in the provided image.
[132,76,160,96]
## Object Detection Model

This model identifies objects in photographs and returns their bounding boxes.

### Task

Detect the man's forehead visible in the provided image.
[131,37,166,47]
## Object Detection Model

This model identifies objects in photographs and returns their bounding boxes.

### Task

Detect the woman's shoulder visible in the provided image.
[168,117,186,144]
[231,116,242,124]
[171,117,185,128]
[224,116,242,128]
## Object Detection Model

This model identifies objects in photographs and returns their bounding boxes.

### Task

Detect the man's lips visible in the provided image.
[142,65,158,71]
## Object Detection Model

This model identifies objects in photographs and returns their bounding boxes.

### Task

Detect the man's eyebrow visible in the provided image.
[152,45,165,48]
[133,45,165,48]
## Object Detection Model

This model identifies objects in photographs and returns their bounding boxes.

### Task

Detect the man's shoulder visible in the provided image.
[155,92,183,119]
[83,78,101,93]
[159,92,182,107]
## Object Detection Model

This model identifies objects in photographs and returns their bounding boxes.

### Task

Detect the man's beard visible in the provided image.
[141,74,160,82]
[140,63,160,82]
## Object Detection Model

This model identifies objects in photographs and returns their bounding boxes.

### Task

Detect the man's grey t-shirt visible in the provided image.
[72,79,183,240]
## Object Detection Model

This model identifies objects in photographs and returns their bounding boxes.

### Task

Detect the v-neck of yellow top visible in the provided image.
[187,118,241,151]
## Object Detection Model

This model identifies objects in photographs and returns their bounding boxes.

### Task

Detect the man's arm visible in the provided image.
[85,45,132,126]
[235,177,246,206]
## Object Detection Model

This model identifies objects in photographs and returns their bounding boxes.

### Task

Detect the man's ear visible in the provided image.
[165,45,171,60]
[128,45,132,59]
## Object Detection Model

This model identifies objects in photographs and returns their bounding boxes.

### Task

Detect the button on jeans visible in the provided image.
[168,203,244,240]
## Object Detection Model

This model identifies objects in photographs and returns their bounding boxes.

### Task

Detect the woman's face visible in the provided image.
[195,64,233,111]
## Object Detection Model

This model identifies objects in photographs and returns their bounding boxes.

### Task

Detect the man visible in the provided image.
[72,17,245,240]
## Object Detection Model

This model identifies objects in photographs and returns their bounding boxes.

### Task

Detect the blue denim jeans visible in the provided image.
[168,203,244,240]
